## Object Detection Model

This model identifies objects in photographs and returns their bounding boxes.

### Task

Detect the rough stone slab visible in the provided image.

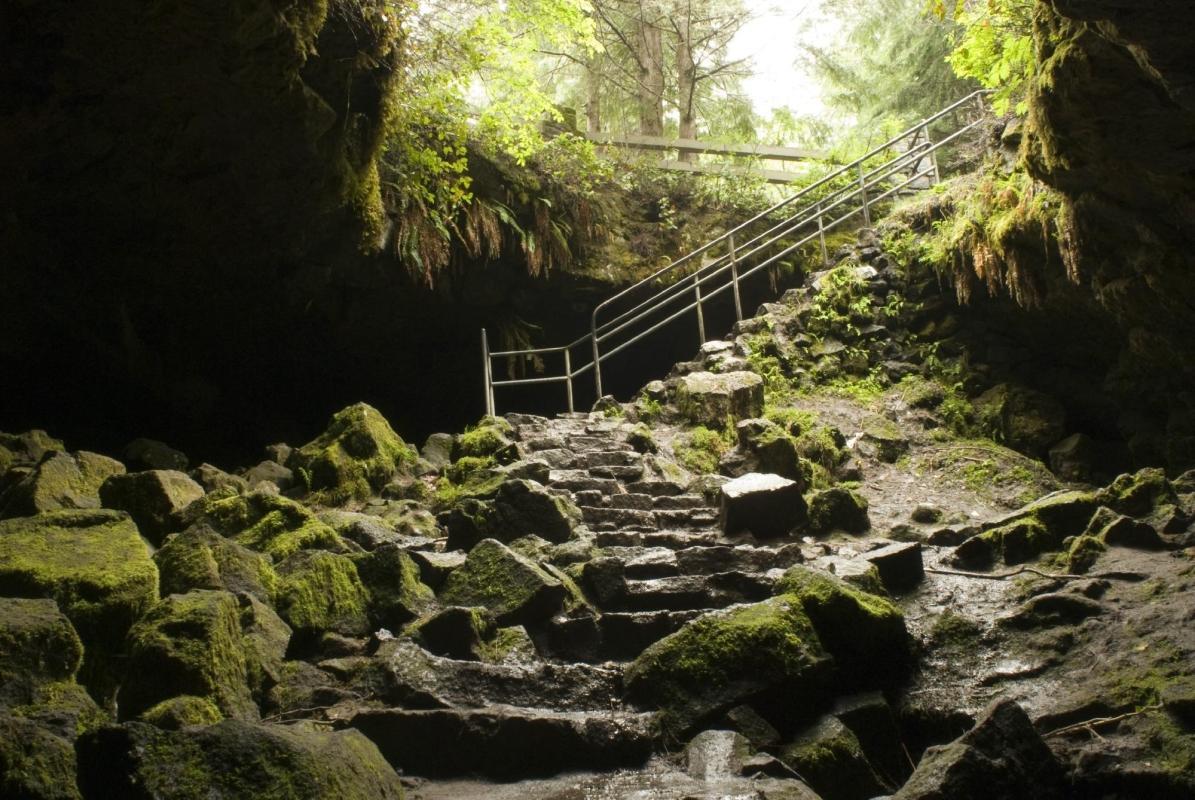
[862,541,924,593]
[676,371,765,427]
[720,473,806,539]
[609,493,655,510]
[350,706,657,779]
[626,480,688,497]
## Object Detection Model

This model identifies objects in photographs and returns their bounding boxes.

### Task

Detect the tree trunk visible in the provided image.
[636,19,664,136]
[585,55,602,134]
[675,10,697,162]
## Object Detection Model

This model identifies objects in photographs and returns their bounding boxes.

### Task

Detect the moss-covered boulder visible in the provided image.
[0,451,125,519]
[406,606,497,660]
[9,681,109,743]
[77,719,405,799]
[235,594,291,702]
[625,596,831,732]
[0,711,81,800]
[139,695,223,731]
[276,551,371,638]
[181,491,346,560]
[155,524,279,603]
[438,538,567,626]
[0,430,65,466]
[0,598,84,704]
[352,544,434,629]
[1098,467,1180,519]
[780,715,888,800]
[452,416,519,464]
[445,478,580,551]
[774,566,909,689]
[953,518,1054,569]
[288,403,417,505]
[974,383,1066,458]
[676,371,765,427]
[806,487,870,535]
[0,510,158,696]
[99,470,205,546]
[119,590,257,722]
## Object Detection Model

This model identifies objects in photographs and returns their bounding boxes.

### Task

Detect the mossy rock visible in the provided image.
[236,594,292,702]
[752,428,804,481]
[859,416,907,463]
[155,524,280,603]
[99,470,205,546]
[676,371,765,428]
[77,719,405,799]
[276,551,371,638]
[0,598,84,705]
[288,403,418,505]
[405,606,496,660]
[1018,490,1100,539]
[452,417,518,464]
[486,479,580,546]
[181,491,346,560]
[974,383,1066,458]
[438,538,566,626]
[806,487,870,535]
[625,596,832,733]
[626,423,659,454]
[774,566,910,690]
[954,517,1056,569]
[119,590,257,722]
[352,544,434,629]
[1098,467,1179,519]
[0,430,65,465]
[0,451,125,519]
[0,509,159,698]
[10,681,109,743]
[0,711,82,800]
[780,715,887,800]
[1065,535,1106,574]
[139,696,223,731]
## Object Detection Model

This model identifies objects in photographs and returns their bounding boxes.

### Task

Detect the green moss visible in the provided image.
[1098,468,1178,518]
[0,509,159,698]
[0,598,84,699]
[276,551,371,637]
[184,492,346,560]
[674,426,732,475]
[352,545,434,628]
[140,695,224,730]
[0,712,81,800]
[1066,535,1105,574]
[476,626,538,665]
[155,526,280,603]
[779,716,885,800]
[806,487,870,535]
[12,681,109,739]
[454,417,516,462]
[774,566,909,688]
[120,590,256,722]
[289,402,417,505]
[438,538,564,625]
[0,450,125,517]
[626,423,658,454]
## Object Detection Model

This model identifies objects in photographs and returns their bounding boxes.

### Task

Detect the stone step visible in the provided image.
[594,530,724,550]
[531,448,579,469]
[351,706,657,779]
[578,450,643,468]
[626,479,688,497]
[542,610,704,662]
[610,571,776,612]
[654,508,719,529]
[609,493,655,510]
[653,493,710,510]
[580,506,658,530]
[548,470,620,494]
[588,464,646,481]
[673,543,805,575]
[567,435,629,451]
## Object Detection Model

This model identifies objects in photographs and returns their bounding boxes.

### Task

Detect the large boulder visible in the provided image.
[676,371,765,427]
[122,439,188,472]
[0,510,158,695]
[625,596,832,732]
[774,566,910,690]
[0,451,125,519]
[0,598,84,704]
[352,543,435,629]
[438,538,567,625]
[288,403,417,505]
[0,430,65,466]
[974,383,1066,458]
[893,699,1063,800]
[445,478,579,551]
[452,416,519,463]
[720,472,807,539]
[180,491,346,560]
[99,470,205,546]
[118,590,257,721]
[235,594,291,702]
[275,551,372,638]
[77,719,405,799]
[0,712,82,800]
[780,714,888,800]
[806,487,870,535]
[154,524,280,603]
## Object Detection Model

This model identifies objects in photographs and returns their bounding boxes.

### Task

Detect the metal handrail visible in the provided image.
[481,91,990,415]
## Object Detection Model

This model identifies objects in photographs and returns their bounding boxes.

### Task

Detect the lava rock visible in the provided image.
[155,524,279,602]
[123,438,189,472]
[0,451,126,519]
[0,598,84,704]
[719,472,807,539]
[438,538,567,625]
[99,470,205,546]
[807,487,870,535]
[676,371,765,427]
[780,714,888,800]
[863,541,924,593]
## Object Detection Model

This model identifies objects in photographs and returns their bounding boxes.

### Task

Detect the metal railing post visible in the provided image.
[728,234,743,321]
[923,123,941,183]
[816,201,829,266]
[694,273,707,344]
[481,328,495,417]
[857,163,870,226]
[563,348,575,413]
[590,318,603,399]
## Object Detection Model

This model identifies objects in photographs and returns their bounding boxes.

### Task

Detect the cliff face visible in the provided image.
[1022,0,1195,466]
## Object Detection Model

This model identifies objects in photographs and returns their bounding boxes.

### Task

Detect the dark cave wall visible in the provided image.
[1021,0,1195,466]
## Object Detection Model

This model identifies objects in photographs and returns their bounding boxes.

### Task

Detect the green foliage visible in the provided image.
[674,425,733,475]
[807,265,873,340]
[936,0,1036,115]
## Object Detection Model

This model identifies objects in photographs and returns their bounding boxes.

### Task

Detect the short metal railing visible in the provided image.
[482,91,990,416]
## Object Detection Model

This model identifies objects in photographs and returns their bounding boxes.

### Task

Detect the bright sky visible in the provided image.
[728,1,840,117]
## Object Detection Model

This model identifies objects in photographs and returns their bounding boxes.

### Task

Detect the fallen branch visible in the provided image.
[926,565,1142,582]
[1043,704,1163,738]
